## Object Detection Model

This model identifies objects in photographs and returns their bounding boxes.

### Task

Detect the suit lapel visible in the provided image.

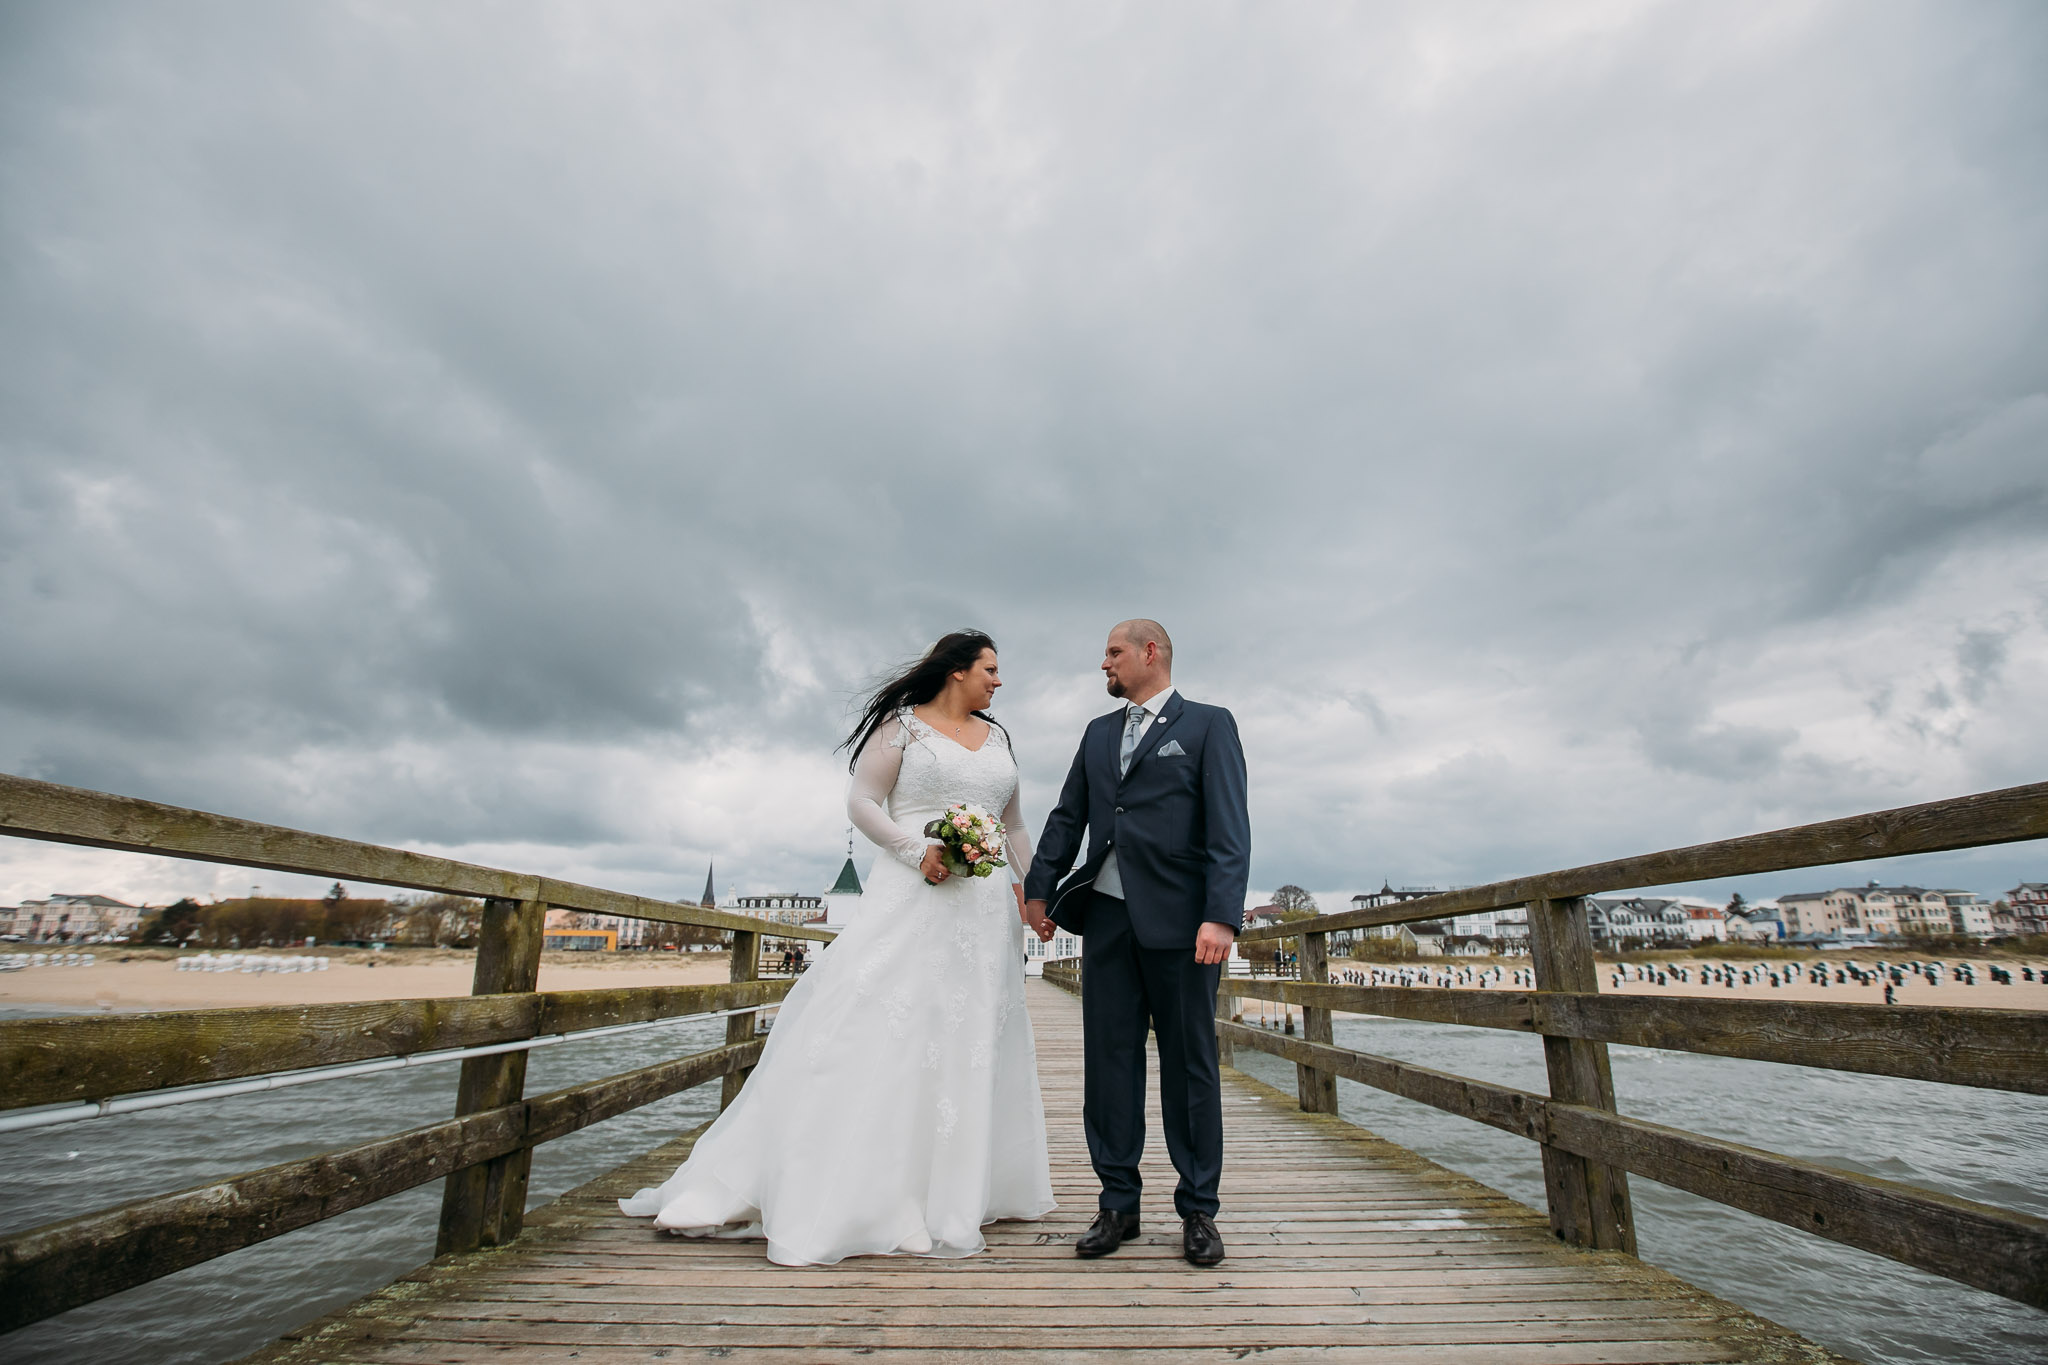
[1118,691,1184,786]
[1091,708,1123,783]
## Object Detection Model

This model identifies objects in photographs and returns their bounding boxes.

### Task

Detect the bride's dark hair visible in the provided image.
[841,630,1009,769]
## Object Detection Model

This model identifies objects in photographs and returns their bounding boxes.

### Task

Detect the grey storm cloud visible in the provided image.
[2,1,2045,907]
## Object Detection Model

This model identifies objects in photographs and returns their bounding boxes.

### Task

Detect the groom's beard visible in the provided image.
[1105,679,1127,698]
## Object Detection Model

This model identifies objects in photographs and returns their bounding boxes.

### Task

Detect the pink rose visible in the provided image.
[952,814,970,828]
[964,848,981,862]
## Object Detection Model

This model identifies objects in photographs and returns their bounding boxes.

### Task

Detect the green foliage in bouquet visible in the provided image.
[922,803,1008,882]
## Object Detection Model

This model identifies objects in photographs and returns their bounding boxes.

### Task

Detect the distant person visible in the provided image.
[619,631,1054,1264]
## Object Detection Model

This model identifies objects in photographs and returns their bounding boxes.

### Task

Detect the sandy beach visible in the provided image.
[0,949,738,1012]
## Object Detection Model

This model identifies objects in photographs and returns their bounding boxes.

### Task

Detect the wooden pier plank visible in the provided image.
[238,981,1848,1365]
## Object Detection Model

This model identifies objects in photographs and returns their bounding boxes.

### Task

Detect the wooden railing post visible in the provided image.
[1526,895,1636,1252]
[721,928,761,1110]
[1215,976,1235,1068]
[1294,929,1338,1113]
[436,895,546,1255]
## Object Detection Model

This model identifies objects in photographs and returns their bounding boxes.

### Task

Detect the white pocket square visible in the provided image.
[1157,739,1187,757]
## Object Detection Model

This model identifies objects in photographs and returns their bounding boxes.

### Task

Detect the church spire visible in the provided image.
[701,861,716,909]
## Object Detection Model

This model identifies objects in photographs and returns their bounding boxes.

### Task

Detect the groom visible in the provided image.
[1023,619,1250,1267]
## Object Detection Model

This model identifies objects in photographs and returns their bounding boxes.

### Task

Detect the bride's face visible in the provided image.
[950,648,1001,709]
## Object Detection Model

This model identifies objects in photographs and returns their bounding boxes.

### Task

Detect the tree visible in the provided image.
[148,898,203,945]
[1271,885,1319,920]
[323,895,398,945]
[646,918,725,950]
[400,894,484,947]
[1725,893,1748,918]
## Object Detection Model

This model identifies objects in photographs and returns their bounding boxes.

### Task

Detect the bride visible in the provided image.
[618,630,1058,1264]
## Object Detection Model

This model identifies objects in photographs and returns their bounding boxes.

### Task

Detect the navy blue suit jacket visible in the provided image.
[1024,692,1251,950]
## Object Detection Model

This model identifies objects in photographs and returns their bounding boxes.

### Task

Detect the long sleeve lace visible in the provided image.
[847,716,943,871]
[1001,780,1034,885]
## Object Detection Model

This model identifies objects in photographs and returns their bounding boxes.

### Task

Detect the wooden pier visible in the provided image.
[2,773,2044,1361]
[239,979,1839,1364]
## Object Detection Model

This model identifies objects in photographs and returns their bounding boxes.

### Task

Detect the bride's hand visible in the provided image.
[920,845,950,884]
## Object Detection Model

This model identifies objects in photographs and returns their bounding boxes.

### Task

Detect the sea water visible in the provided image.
[0,1009,730,1365]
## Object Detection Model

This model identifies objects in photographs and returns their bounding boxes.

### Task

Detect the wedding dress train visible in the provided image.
[617,712,1057,1264]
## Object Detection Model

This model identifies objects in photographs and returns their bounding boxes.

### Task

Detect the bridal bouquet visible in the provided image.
[922,803,1008,884]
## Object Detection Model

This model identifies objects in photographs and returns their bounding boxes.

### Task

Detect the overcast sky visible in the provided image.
[2,1,2044,915]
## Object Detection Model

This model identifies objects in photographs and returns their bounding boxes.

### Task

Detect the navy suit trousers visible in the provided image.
[1080,892,1224,1218]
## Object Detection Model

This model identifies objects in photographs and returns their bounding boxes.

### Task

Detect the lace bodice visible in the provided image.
[847,712,1034,877]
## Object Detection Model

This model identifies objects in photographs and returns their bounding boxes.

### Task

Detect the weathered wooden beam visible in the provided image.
[1214,977,1235,1068]
[1236,779,2048,941]
[0,994,536,1111]
[722,929,761,1111]
[1220,1021,1553,1141]
[1221,979,2048,1094]
[1294,931,1337,1114]
[0,772,834,940]
[1230,979,1538,1031]
[538,979,790,1035]
[0,1039,761,1332]
[0,979,792,1112]
[1221,1023,2048,1308]
[1527,896,1635,1254]
[437,897,546,1255]
[1536,991,2048,1095]
[1543,1103,2048,1310]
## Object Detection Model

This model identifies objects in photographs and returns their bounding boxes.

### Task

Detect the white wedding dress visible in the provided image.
[618,711,1057,1264]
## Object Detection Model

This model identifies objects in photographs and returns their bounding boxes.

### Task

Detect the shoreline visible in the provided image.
[1242,952,2048,1018]
[0,948,738,1013]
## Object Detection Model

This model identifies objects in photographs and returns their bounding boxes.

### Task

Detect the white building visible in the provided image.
[1682,905,1728,942]
[1728,912,1777,945]
[1584,897,1689,946]
[6,894,144,942]
[732,892,827,928]
[2003,883,2047,935]
[1023,924,1084,975]
[1776,891,1854,938]
[1449,905,1528,945]
[1775,883,1966,939]
[1936,891,1996,938]
[1350,883,1450,940]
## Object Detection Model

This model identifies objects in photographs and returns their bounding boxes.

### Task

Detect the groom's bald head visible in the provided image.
[1113,619,1173,668]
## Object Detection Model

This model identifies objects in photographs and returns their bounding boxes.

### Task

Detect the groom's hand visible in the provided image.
[1022,898,1056,942]
[1194,922,1236,966]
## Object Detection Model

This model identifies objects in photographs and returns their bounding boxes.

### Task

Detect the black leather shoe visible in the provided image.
[1076,1209,1140,1257]
[1182,1211,1225,1266]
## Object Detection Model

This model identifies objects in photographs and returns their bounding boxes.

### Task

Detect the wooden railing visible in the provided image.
[0,773,835,1333]
[1222,780,2048,1310]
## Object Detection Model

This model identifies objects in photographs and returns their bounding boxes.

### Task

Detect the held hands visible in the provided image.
[1021,896,1056,943]
[1194,921,1236,966]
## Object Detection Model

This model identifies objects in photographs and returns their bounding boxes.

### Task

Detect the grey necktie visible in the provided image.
[1119,703,1146,777]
